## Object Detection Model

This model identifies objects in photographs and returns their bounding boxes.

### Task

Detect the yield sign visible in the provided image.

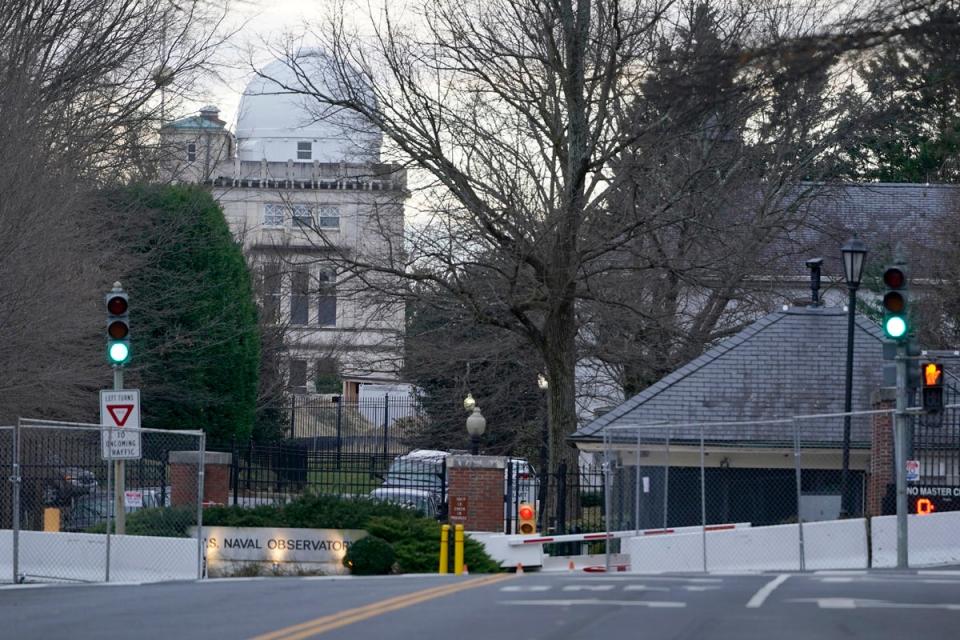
[106,404,134,427]
[100,389,141,460]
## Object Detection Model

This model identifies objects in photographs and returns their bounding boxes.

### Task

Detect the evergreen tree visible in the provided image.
[831,4,960,182]
[106,185,260,443]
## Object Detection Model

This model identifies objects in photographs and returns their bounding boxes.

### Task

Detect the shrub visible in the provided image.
[365,516,500,574]
[344,536,395,575]
[580,492,603,508]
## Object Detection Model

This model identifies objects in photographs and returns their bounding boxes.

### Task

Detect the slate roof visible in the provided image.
[571,305,888,448]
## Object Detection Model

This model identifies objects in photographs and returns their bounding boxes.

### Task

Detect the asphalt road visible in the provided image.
[4,569,960,639]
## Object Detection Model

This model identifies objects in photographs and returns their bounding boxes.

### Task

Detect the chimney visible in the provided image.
[805,258,823,307]
[199,105,221,123]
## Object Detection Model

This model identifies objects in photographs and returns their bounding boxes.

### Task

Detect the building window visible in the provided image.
[291,204,313,226]
[317,206,340,229]
[288,359,308,392]
[317,271,337,327]
[261,262,282,323]
[187,143,197,162]
[290,269,310,325]
[314,357,341,394]
[297,141,312,160]
[263,203,284,227]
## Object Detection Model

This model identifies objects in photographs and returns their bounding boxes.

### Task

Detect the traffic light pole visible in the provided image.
[114,366,126,536]
[895,342,908,568]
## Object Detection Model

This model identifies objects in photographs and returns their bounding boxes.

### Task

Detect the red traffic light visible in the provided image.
[883,267,906,289]
[106,295,128,315]
[518,504,534,520]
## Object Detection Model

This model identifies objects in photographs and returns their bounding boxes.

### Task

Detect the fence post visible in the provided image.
[245,438,253,492]
[557,461,568,535]
[231,437,239,507]
[105,423,113,583]
[603,429,611,573]
[793,418,806,571]
[11,419,21,584]
[504,461,513,534]
[335,397,343,471]
[663,429,671,529]
[382,394,389,464]
[635,430,641,534]
[700,423,707,573]
[197,432,206,580]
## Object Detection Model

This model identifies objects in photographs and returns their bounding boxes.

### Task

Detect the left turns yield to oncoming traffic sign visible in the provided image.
[100,389,141,460]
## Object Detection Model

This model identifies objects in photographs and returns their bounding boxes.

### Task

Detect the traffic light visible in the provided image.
[517,502,536,535]
[921,361,944,414]
[105,283,130,365]
[881,264,909,340]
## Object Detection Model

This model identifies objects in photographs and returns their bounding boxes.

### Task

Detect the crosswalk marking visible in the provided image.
[501,599,686,608]
[562,584,615,592]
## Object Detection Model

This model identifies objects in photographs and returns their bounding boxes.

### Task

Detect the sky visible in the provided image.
[192,0,409,129]
[194,0,331,128]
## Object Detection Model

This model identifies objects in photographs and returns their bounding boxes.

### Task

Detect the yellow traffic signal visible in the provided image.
[518,502,536,535]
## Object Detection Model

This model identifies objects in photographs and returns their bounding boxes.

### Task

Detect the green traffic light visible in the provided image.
[108,341,130,364]
[884,316,907,339]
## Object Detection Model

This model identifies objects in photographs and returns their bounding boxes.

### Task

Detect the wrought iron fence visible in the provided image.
[278,396,426,462]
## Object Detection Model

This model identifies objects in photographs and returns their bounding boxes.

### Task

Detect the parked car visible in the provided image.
[369,450,539,528]
[62,488,169,531]
[369,487,441,518]
[41,457,98,506]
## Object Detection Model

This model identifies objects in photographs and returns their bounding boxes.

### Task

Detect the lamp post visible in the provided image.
[466,406,486,455]
[537,374,549,473]
[840,236,867,518]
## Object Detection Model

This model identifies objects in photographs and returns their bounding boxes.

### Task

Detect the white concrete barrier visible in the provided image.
[871,511,960,568]
[470,532,544,568]
[798,518,869,570]
[0,530,198,583]
[626,519,868,572]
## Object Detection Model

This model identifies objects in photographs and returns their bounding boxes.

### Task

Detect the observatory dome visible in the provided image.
[235,53,381,164]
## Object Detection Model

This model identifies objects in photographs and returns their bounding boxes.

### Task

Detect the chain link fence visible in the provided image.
[2,419,205,584]
[598,406,960,571]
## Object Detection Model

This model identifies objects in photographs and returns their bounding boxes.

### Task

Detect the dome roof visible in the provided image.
[235,52,381,163]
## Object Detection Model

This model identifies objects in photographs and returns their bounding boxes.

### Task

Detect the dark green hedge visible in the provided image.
[101,495,500,575]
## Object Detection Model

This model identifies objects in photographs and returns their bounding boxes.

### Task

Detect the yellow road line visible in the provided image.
[250,573,514,640]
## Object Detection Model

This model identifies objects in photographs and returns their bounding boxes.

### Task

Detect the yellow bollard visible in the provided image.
[453,524,465,575]
[43,508,61,532]
[439,524,450,574]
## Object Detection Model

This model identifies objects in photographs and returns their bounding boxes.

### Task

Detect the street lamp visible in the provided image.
[463,393,476,412]
[466,406,486,455]
[840,236,867,518]
[537,374,549,471]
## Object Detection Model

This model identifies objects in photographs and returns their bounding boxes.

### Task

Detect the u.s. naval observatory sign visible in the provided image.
[192,527,368,576]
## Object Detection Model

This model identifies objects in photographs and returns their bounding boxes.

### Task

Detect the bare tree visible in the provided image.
[263,0,944,471]
[0,0,227,424]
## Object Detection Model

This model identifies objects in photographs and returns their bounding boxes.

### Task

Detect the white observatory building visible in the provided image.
[160,54,407,401]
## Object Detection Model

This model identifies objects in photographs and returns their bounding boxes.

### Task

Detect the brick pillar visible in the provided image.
[446,455,505,532]
[169,451,232,507]
[866,388,896,517]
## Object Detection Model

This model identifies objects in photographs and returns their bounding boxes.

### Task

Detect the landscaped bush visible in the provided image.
[86,506,195,537]
[85,495,501,576]
[343,536,395,575]
[365,516,500,574]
